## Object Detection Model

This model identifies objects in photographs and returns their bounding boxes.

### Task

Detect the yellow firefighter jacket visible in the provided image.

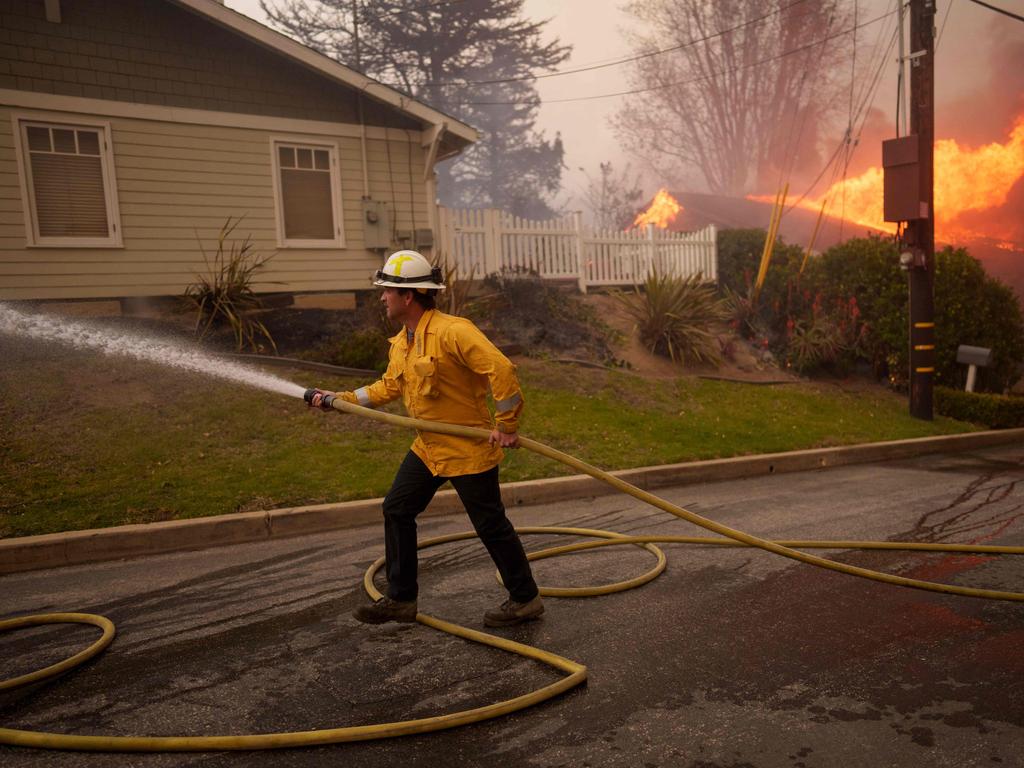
[338,309,524,477]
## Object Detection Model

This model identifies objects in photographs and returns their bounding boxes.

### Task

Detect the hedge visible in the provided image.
[934,386,1024,429]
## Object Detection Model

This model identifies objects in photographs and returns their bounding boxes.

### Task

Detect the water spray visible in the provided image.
[1,305,1022,752]
[0,303,306,400]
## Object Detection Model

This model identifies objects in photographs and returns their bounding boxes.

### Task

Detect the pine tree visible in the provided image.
[261,0,571,217]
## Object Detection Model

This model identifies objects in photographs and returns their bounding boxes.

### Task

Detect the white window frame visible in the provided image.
[12,113,123,248]
[269,136,345,249]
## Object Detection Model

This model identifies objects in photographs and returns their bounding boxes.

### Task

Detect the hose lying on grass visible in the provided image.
[2,399,1022,752]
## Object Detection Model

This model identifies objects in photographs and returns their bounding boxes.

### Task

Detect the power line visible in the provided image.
[783,20,899,216]
[839,0,861,241]
[457,7,897,106]
[936,0,956,47]
[775,6,841,192]
[422,0,812,87]
[967,0,1024,23]
[789,0,893,196]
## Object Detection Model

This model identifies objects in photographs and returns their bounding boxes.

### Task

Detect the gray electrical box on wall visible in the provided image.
[394,228,435,250]
[362,200,393,249]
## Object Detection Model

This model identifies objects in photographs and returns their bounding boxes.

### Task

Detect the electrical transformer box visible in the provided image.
[882,135,923,222]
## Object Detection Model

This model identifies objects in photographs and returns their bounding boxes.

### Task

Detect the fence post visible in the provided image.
[573,210,587,293]
[435,205,450,273]
[483,208,501,276]
[707,223,718,283]
[645,223,656,278]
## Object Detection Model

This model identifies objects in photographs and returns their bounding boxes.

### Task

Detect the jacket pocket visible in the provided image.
[413,356,439,398]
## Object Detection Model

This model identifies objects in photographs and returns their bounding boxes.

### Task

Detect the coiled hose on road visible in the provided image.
[2,399,1023,752]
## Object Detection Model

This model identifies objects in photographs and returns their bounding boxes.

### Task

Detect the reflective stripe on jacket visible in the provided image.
[338,309,524,477]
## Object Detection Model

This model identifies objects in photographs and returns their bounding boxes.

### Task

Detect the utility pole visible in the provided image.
[905,0,936,420]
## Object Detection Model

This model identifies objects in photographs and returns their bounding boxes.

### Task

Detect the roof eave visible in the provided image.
[166,0,479,146]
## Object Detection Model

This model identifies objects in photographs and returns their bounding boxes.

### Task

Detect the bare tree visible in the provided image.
[260,0,571,217]
[579,162,645,230]
[611,0,854,196]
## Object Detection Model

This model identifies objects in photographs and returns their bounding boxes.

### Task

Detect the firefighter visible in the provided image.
[308,250,544,627]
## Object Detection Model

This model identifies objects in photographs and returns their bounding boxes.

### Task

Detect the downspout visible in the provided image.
[358,95,370,199]
[423,122,446,245]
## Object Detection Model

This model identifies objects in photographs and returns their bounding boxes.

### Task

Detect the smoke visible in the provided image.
[939,15,1024,146]
[847,106,890,178]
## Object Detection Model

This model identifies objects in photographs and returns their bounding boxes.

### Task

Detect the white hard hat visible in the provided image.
[373,250,445,291]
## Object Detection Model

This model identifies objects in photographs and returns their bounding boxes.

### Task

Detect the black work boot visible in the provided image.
[484,595,545,627]
[353,597,418,624]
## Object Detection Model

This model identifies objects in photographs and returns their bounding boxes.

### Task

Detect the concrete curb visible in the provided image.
[2,428,1022,575]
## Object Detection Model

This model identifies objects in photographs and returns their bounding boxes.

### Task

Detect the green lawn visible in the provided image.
[0,346,977,538]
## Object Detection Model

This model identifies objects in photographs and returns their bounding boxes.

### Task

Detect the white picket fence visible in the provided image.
[435,207,717,292]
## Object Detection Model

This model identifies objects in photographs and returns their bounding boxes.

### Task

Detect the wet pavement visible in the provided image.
[2,443,1023,767]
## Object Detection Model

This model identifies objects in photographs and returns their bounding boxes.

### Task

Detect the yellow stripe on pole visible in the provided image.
[913,344,934,351]
[914,322,935,329]
[915,367,935,373]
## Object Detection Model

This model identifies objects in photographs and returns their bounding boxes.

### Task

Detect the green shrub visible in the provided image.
[935,386,1024,428]
[806,236,905,379]
[749,233,1019,391]
[717,228,816,355]
[614,271,729,365]
[933,247,1024,392]
[785,315,842,375]
[717,228,805,304]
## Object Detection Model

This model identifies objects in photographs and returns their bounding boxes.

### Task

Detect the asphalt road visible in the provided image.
[2,443,1023,768]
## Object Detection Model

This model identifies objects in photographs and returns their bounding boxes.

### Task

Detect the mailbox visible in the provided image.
[956,345,992,367]
[956,345,992,392]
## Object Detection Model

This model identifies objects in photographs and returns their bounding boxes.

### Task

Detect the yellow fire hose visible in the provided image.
[2,399,1022,752]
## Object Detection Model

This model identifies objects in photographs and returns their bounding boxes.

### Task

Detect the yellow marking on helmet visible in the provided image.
[388,253,415,276]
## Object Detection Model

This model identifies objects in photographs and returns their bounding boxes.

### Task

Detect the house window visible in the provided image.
[16,119,122,247]
[271,140,344,248]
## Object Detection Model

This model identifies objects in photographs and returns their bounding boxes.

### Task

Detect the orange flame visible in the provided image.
[751,116,1024,245]
[632,188,683,230]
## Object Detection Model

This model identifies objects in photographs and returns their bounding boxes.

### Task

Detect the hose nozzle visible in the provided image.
[303,388,335,409]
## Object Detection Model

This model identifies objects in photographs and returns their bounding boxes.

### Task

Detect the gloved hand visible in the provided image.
[304,388,336,410]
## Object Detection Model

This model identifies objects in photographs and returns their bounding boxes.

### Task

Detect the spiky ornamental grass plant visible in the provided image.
[615,271,730,365]
[185,217,277,353]
[434,257,485,318]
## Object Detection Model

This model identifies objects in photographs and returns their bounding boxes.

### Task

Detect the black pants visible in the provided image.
[382,451,539,604]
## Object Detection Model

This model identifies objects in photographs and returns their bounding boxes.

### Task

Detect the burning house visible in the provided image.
[630,115,1024,304]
